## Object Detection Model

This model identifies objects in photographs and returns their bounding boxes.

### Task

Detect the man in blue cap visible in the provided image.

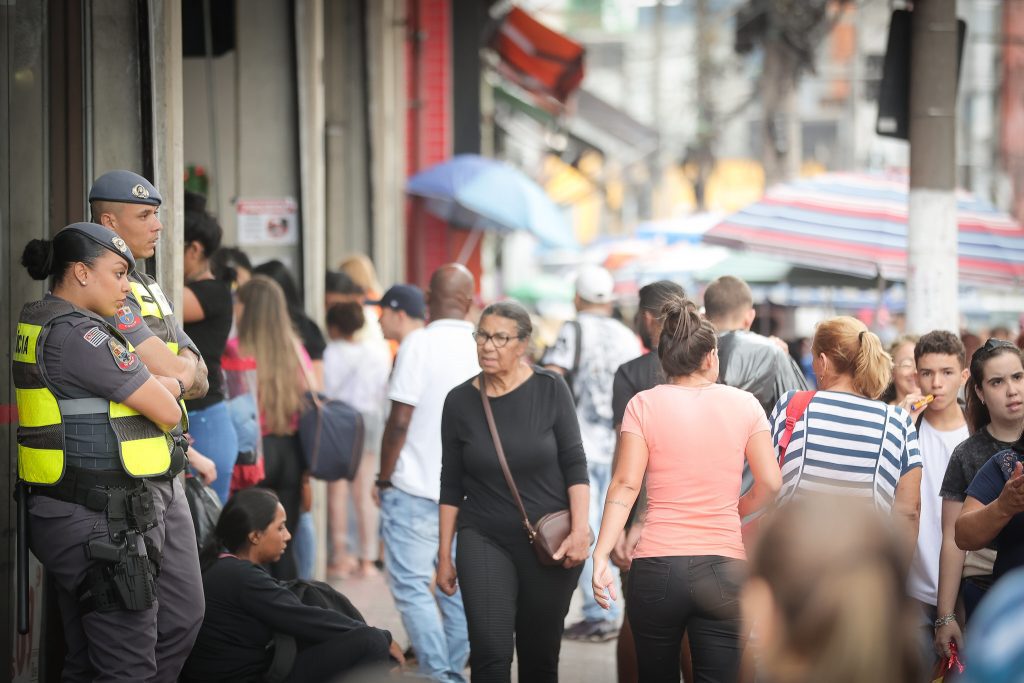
[87,170,208,682]
[371,284,426,345]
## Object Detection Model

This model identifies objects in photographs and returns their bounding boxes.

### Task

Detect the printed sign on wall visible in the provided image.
[236,198,299,247]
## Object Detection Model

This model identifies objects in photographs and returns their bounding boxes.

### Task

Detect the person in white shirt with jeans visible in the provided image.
[908,330,969,677]
[374,264,479,682]
[543,265,642,642]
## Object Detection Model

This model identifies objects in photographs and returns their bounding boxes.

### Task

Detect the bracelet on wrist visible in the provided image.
[374,478,393,490]
[933,613,957,628]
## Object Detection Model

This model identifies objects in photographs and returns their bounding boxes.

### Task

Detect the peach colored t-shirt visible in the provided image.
[621,383,770,561]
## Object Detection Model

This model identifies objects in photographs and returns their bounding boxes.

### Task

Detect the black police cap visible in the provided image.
[88,170,162,207]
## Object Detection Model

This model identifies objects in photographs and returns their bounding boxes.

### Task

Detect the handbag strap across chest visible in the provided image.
[478,373,537,539]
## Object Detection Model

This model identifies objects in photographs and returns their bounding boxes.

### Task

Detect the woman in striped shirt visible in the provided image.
[770,317,923,555]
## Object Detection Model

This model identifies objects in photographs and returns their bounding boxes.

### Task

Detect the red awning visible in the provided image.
[488,7,585,106]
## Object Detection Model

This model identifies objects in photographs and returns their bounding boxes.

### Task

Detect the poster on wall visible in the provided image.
[236,198,299,247]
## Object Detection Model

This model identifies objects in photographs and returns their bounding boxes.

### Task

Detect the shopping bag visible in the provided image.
[184,475,222,549]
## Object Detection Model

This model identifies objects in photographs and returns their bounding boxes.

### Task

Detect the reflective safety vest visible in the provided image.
[13,299,172,485]
[128,273,189,430]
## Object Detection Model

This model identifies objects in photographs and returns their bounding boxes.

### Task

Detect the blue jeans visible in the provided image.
[578,460,621,621]
[186,401,238,504]
[380,487,469,682]
[294,511,317,580]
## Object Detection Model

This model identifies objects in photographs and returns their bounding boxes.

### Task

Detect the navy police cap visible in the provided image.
[88,170,162,207]
[58,222,137,272]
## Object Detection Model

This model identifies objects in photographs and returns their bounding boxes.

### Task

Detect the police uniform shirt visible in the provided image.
[41,295,150,403]
[110,272,198,354]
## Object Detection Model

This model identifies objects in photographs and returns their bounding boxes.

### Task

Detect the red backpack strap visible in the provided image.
[778,391,815,466]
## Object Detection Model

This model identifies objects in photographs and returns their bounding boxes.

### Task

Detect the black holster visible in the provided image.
[81,531,156,613]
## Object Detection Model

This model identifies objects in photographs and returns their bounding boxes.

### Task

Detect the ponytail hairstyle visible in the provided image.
[21,230,109,284]
[966,339,1024,434]
[199,487,280,570]
[812,317,891,399]
[657,295,717,378]
[749,497,921,683]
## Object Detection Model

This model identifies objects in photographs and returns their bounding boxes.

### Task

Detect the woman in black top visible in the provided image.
[438,300,590,683]
[182,204,238,503]
[183,488,400,683]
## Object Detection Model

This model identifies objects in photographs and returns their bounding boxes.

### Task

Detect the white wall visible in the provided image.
[181,0,300,269]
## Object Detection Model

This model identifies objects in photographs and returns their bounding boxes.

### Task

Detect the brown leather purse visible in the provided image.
[478,373,592,566]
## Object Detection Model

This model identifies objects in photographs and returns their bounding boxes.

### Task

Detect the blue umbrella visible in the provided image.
[406,154,575,249]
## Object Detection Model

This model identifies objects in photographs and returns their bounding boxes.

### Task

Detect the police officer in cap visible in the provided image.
[89,170,208,681]
[16,223,185,680]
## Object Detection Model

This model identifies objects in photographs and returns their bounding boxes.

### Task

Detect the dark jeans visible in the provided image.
[261,434,305,580]
[626,556,746,683]
[456,526,582,683]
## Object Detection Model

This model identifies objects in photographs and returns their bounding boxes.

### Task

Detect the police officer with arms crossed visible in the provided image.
[88,170,209,681]
[15,222,185,681]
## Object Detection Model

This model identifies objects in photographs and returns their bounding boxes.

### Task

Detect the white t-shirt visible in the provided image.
[387,319,480,501]
[323,339,390,418]
[907,418,969,606]
[541,312,642,465]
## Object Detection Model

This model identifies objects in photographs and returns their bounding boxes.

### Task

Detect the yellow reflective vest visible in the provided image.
[128,273,189,429]
[13,298,172,485]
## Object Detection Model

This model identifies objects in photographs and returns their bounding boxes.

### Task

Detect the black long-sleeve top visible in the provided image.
[440,368,589,544]
[183,556,390,682]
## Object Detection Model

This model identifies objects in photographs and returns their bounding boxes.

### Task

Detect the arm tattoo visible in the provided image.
[607,499,629,509]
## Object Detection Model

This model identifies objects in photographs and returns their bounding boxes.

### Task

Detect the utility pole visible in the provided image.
[906,0,959,333]
[650,0,665,217]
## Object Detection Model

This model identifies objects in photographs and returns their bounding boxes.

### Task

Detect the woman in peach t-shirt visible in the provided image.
[592,296,782,683]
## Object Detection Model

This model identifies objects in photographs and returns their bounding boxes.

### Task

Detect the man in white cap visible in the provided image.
[542,265,641,641]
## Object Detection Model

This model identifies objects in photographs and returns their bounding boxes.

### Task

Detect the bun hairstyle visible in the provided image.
[750,497,920,683]
[657,295,717,378]
[21,230,106,282]
[199,487,280,569]
[812,317,891,399]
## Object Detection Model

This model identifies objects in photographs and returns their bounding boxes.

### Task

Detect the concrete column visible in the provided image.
[907,0,959,334]
[149,0,186,312]
[366,0,408,287]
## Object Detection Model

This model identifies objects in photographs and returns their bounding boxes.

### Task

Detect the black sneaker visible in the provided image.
[563,619,619,642]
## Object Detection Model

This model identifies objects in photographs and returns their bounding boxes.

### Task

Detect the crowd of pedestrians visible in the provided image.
[12,169,1024,683]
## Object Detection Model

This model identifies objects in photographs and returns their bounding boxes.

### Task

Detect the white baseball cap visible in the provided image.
[575,265,615,304]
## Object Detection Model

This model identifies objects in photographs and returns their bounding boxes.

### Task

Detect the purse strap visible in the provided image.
[478,373,537,539]
[294,342,324,467]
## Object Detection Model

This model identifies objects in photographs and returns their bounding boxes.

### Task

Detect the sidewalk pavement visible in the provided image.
[332,569,618,682]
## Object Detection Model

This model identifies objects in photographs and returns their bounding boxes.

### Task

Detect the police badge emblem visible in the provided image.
[108,338,138,371]
[115,304,140,331]
[131,184,150,199]
[112,236,128,253]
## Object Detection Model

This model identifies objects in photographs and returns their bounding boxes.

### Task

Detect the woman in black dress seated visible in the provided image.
[183,488,401,682]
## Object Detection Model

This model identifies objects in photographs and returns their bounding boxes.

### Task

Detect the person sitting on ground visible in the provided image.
[742,497,922,683]
[183,488,401,683]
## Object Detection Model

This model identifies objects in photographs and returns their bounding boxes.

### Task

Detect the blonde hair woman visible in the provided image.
[742,497,921,683]
[769,317,923,555]
[232,275,315,579]
[340,253,383,299]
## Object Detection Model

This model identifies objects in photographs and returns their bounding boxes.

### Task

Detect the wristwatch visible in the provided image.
[175,378,186,400]
[374,477,393,490]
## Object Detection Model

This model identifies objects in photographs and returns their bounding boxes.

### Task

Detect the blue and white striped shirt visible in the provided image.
[770,390,922,513]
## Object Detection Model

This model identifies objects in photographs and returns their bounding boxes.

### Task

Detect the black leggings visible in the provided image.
[285,626,393,682]
[456,526,582,683]
[261,434,305,580]
[626,556,746,683]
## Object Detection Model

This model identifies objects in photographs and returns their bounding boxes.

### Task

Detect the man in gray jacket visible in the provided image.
[703,275,809,415]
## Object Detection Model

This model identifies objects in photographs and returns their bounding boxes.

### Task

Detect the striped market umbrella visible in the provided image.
[703,172,1024,287]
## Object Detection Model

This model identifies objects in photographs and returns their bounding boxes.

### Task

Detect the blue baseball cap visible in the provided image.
[368,284,426,320]
[89,170,162,207]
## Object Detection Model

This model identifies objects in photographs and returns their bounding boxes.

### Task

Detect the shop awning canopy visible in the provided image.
[488,7,585,107]
[703,172,1024,287]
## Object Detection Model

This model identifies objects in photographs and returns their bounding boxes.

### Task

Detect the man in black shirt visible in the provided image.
[609,280,685,680]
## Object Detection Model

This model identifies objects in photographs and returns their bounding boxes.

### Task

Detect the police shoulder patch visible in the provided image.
[107,337,138,371]
[116,304,140,331]
[82,326,109,348]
